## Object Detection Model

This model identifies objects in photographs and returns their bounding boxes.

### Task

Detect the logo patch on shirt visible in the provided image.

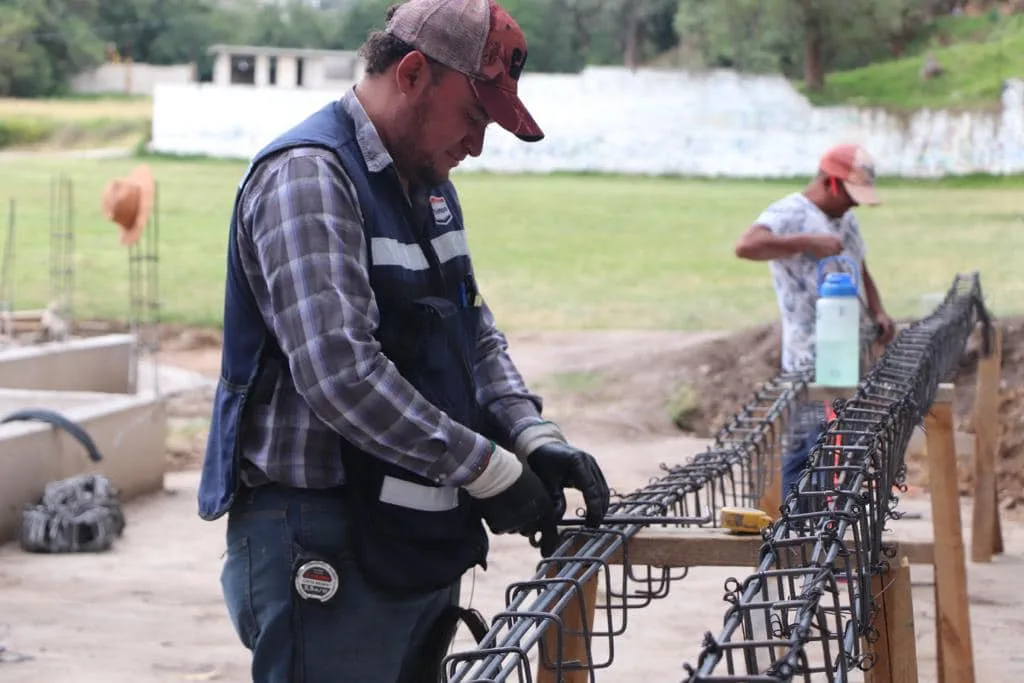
[430,195,452,225]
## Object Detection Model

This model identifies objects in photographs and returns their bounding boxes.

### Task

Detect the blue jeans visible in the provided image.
[220,483,460,683]
[782,402,828,513]
[782,424,822,505]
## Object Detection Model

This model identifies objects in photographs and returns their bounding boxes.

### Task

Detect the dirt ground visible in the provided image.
[1,322,1023,682]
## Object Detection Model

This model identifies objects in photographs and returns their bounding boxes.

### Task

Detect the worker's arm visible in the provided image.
[471,285,608,528]
[734,224,841,261]
[472,299,567,454]
[861,260,884,315]
[431,186,566,459]
[240,150,512,489]
[861,259,895,343]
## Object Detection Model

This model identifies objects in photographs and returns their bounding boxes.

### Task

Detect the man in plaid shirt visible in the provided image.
[198,1,610,681]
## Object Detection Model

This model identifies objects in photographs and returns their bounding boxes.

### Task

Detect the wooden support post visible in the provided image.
[925,399,975,683]
[865,556,919,683]
[536,547,599,683]
[865,569,893,682]
[757,409,784,520]
[971,324,1004,563]
[885,557,920,683]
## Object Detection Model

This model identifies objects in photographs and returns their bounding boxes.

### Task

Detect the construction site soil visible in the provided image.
[139,315,1024,517]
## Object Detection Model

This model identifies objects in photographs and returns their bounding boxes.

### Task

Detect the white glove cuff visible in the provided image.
[514,421,567,459]
[463,445,523,499]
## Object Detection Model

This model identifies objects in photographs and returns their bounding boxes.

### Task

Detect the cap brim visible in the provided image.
[844,181,880,206]
[472,80,544,143]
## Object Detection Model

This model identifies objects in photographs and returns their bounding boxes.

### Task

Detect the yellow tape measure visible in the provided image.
[719,506,773,534]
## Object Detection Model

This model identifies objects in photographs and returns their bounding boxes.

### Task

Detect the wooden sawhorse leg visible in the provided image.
[971,323,1004,563]
[925,396,976,683]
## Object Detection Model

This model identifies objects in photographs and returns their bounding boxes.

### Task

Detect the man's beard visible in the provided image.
[393,95,444,190]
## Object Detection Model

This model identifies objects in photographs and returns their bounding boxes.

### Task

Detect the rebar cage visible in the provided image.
[442,271,988,683]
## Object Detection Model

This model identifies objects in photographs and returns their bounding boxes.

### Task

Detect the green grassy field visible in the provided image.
[0,155,1021,332]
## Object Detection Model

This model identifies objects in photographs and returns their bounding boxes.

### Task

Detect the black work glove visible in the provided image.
[526,442,610,528]
[473,465,555,536]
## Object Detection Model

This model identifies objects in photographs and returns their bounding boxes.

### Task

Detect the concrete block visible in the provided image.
[0,334,136,394]
[0,388,167,545]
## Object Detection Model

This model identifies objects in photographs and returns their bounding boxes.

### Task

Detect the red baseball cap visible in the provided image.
[819,143,880,206]
[385,0,544,142]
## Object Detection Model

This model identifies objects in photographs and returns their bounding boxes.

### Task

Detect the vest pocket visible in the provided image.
[394,296,480,429]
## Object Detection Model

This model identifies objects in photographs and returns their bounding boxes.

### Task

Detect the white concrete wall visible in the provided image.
[0,334,136,394]
[150,67,1024,177]
[70,62,195,96]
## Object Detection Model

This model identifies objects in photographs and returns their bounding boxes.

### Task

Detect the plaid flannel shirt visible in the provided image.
[234,88,547,490]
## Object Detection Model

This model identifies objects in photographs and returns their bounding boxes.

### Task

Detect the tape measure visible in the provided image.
[719,506,773,534]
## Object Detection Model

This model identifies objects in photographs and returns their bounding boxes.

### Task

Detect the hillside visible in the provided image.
[804,12,1024,111]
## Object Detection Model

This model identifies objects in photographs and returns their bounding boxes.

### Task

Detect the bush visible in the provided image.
[0,118,56,149]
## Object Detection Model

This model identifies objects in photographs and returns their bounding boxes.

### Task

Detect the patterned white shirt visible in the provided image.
[754,192,870,374]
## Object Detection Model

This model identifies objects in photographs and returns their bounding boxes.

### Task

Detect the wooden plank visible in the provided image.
[606,528,935,568]
[924,403,975,683]
[865,569,894,683]
[971,324,1003,563]
[536,544,599,683]
[757,412,784,520]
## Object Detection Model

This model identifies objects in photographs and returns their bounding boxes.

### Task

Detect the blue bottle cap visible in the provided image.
[819,272,857,297]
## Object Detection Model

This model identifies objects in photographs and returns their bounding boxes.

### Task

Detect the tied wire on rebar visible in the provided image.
[442,371,813,683]
[682,272,989,682]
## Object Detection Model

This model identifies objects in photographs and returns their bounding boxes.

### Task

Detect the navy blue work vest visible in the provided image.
[198,99,491,592]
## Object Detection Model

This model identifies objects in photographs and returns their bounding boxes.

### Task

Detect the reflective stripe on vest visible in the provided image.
[370,231,470,271]
[379,476,460,512]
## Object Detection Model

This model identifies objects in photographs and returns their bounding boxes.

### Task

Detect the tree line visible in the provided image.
[0,0,997,98]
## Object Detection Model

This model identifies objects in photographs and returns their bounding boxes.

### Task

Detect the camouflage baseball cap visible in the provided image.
[385,0,543,142]
[819,143,880,206]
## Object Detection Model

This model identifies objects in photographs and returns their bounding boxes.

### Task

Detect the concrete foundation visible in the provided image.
[0,389,167,542]
[0,334,136,394]
[0,334,173,546]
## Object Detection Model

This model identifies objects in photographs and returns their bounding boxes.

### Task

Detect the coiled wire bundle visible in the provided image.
[20,473,126,553]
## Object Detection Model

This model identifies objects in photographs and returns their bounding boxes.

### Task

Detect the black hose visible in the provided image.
[0,408,103,462]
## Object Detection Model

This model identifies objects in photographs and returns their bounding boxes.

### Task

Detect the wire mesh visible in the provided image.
[682,271,987,682]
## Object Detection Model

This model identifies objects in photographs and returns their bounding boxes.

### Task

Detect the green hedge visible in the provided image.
[0,118,56,149]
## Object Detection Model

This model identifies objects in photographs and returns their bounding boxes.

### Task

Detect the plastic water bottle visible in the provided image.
[814,255,861,387]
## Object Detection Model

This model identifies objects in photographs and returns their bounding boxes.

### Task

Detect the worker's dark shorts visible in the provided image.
[220,483,460,683]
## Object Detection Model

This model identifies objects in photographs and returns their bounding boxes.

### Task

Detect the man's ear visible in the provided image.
[393,51,433,96]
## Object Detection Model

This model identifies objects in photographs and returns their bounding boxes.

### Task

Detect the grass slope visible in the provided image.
[806,13,1024,110]
[0,95,151,150]
[0,156,1021,332]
